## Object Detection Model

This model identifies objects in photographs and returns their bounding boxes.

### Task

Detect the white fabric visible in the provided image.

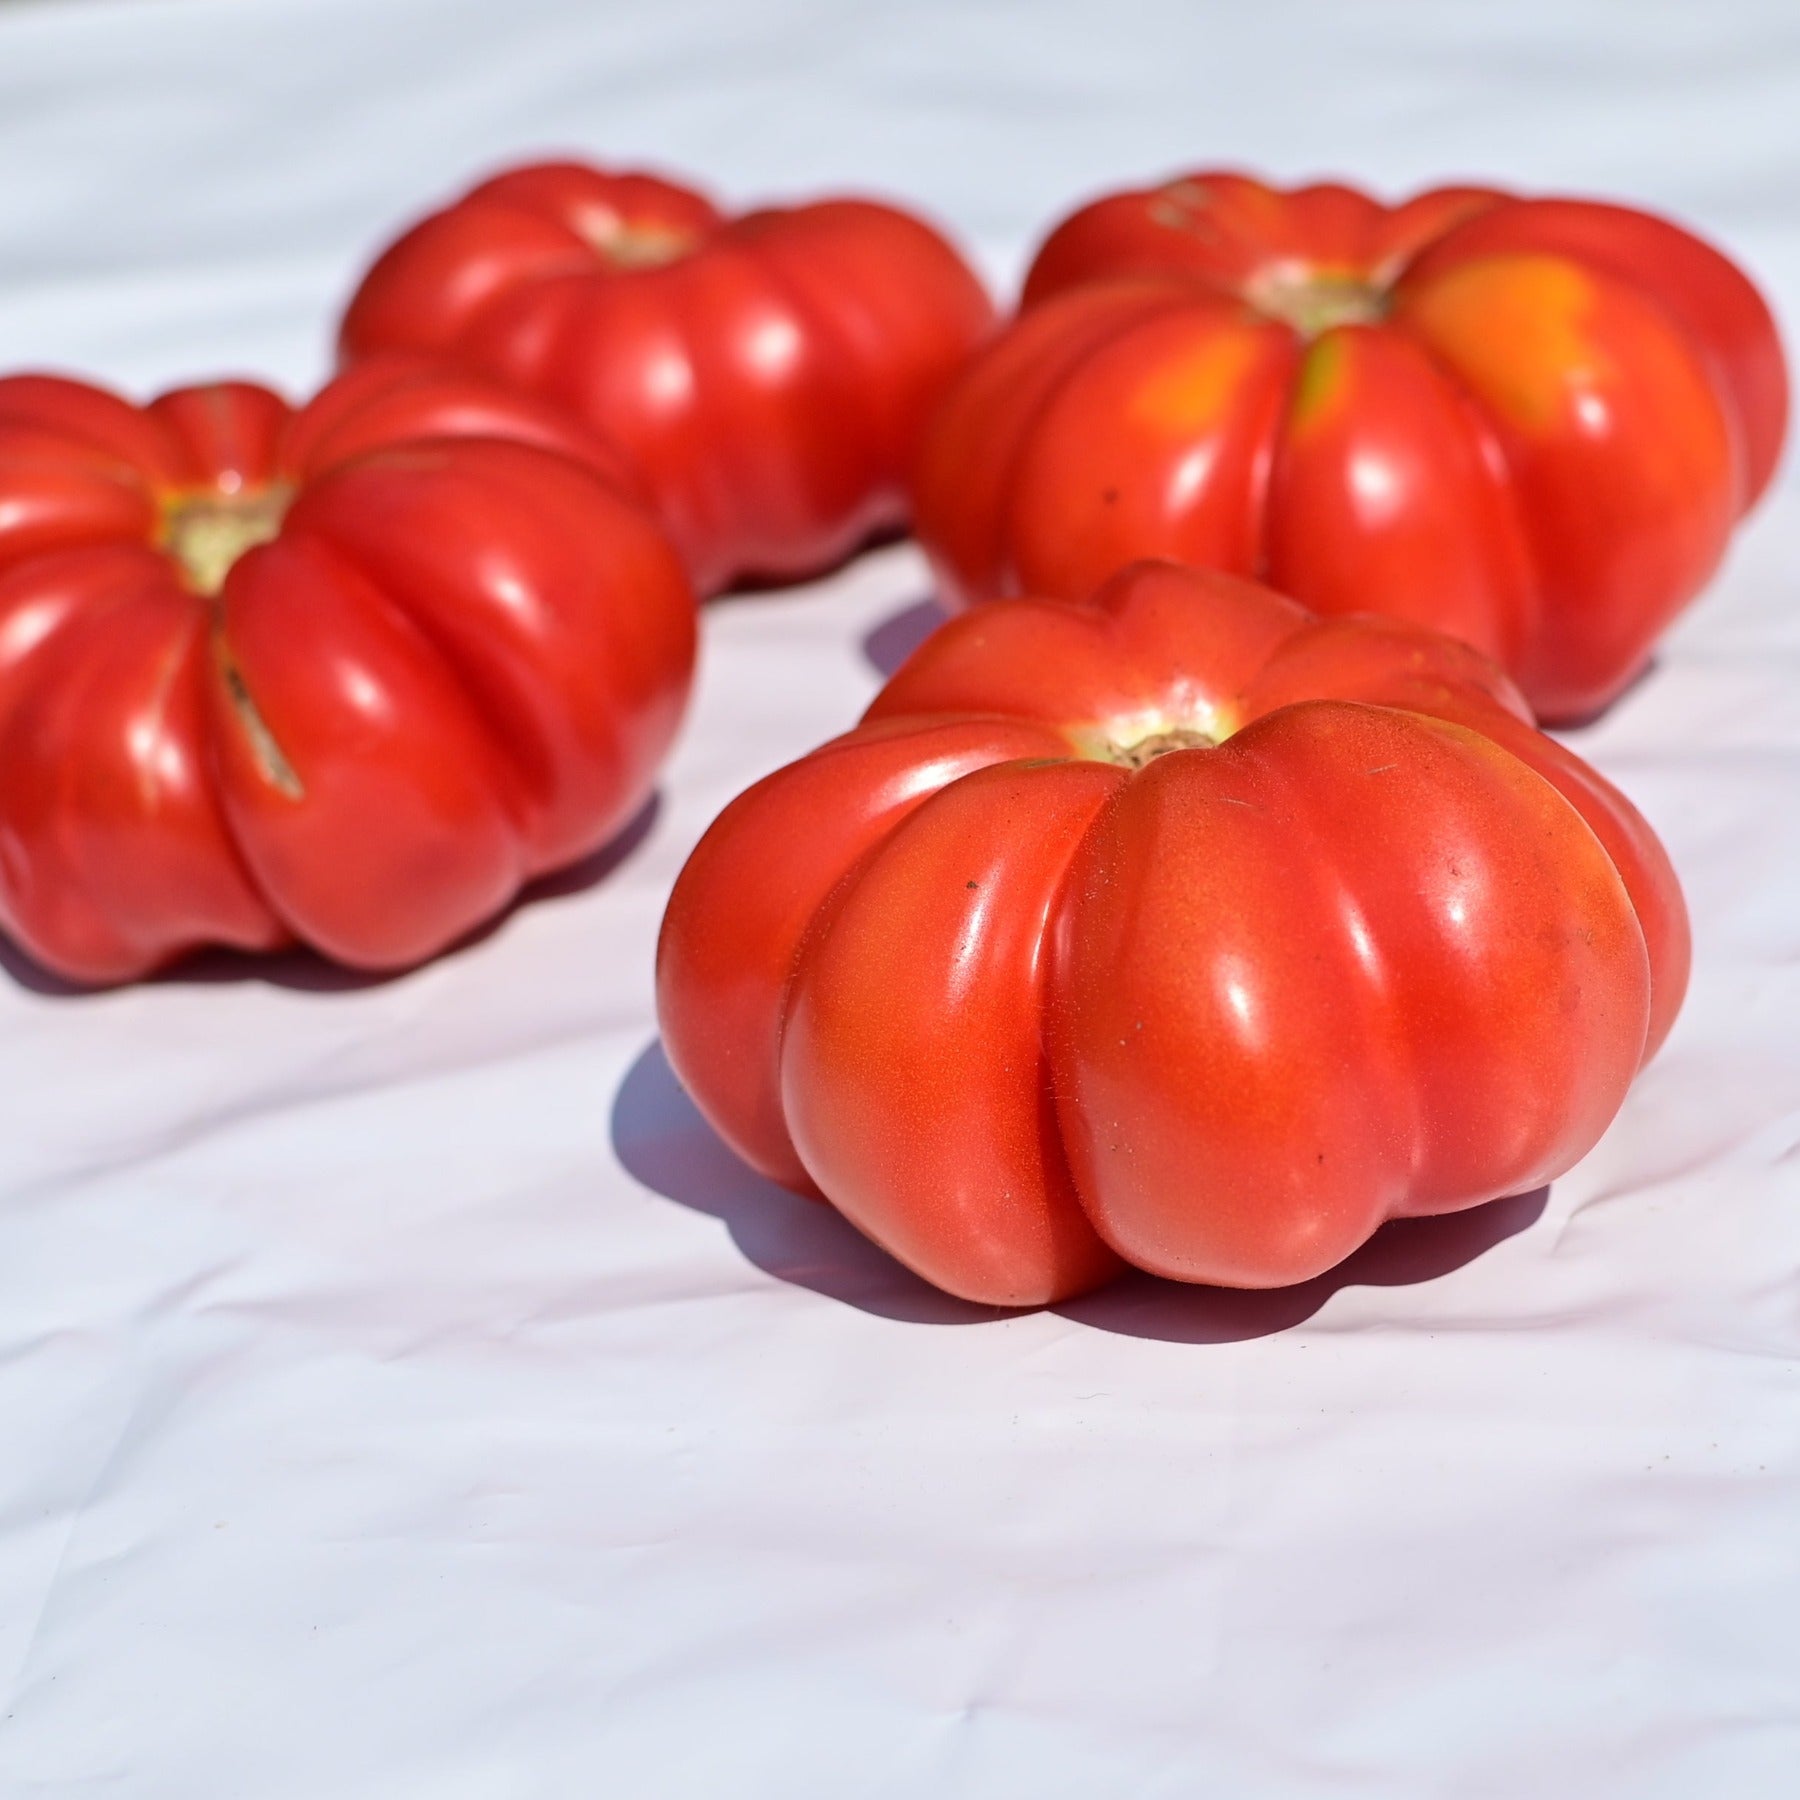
[2,2,1797,1793]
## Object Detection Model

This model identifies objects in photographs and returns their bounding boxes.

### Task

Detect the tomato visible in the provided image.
[915,172,1786,723]
[0,356,696,984]
[657,561,1688,1306]
[339,160,996,596]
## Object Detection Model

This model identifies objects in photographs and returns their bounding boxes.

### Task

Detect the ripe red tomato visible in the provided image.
[0,356,696,984]
[915,172,1787,723]
[339,160,996,596]
[657,561,1688,1306]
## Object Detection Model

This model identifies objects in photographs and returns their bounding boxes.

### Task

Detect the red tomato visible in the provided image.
[339,160,996,595]
[657,561,1688,1306]
[0,356,696,984]
[915,172,1787,723]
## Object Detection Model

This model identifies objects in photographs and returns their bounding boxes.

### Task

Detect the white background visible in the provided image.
[2,2,1797,1794]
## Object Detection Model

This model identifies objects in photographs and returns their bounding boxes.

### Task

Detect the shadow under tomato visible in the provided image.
[611,1034,999,1326]
[1058,1187,1548,1343]
[861,594,950,679]
[715,523,912,601]
[610,1036,1550,1339]
[0,791,662,999]
[1541,652,1660,735]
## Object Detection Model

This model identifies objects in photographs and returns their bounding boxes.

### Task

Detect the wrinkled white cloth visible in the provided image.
[2,2,1797,1794]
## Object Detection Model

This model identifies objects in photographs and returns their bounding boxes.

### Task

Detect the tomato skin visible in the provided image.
[0,358,696,984]
[657,561,1687,1305]
[917,173,1786,723]
[1264,324,1539,670]
[339,160,995,595]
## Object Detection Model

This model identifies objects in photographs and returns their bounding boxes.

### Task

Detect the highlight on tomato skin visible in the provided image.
[339,158,997,597]
[0,355,698,986]
[655,560,1690,1309]
[913,170,1787,725]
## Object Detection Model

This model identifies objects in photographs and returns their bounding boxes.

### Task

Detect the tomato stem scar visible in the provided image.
[161,485,293,597]
[571,206,699,270]
[1106,727,1216,769]
[1246,267,1388,337]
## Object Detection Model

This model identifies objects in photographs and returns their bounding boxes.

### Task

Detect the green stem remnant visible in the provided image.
[1245,267,1388,338]
[572,209,698,270]
[1106,727,1217,770]
[161,484,293,598]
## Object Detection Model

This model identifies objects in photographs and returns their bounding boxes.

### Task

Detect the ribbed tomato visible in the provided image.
[915,172,1786,722]
[339,160,995,595]
[657,561,1688,1306]
[0,356,696,984]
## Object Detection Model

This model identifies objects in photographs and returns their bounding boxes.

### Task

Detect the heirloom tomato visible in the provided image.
[915,172,1786,722]
[0,356,695,984]
[657,561,1687,1306]
[340,160,995,595]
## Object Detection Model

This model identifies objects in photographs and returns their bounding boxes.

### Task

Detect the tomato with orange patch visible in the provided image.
[915,173,1786,721]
